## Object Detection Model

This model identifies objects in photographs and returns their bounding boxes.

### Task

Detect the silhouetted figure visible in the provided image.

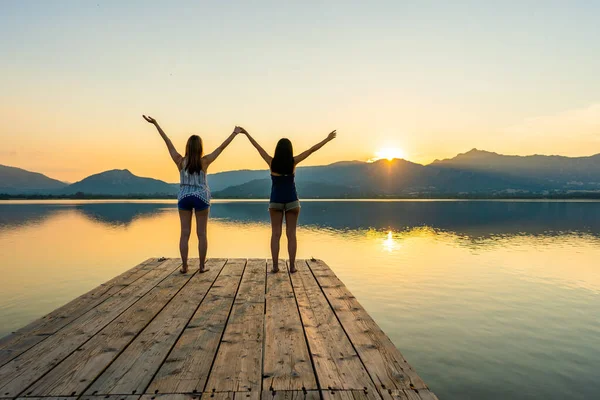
[240,127,336,272]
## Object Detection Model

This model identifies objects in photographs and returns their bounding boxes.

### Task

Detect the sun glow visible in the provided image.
[368,147,407,162]
[382,230,399,252]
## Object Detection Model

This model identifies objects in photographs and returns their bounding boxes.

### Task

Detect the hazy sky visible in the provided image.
[1,0,599,182]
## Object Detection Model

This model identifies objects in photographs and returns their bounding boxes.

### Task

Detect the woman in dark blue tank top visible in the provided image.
[240,127,337,273]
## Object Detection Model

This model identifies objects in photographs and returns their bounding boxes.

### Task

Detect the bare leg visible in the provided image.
[195,207,210,272]
[178,209,193,273]
[269,209,284,272]
[285,207,300,273]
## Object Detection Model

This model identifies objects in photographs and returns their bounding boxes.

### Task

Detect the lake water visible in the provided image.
[1,200,599,400]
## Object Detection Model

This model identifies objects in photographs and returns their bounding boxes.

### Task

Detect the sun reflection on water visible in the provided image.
[383,230,398,252]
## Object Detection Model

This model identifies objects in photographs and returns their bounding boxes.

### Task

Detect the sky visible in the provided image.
[1,0,599,183]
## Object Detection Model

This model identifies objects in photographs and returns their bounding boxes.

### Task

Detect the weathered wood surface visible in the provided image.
[0,258,182,398]
[0,258,435,400]
[261,391,320,400]
[147,259,246,394]
[0,258,164,367]
[306,259,427,392]
[320,390,380,400]
[289,261,376,392]
[204,259,266,393]
[263,261,316,392]
[85,259,226,396]
[27,262,197,396]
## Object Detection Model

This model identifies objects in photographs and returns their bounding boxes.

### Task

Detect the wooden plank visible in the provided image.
[15,397,77,400]
[0,258,182,398]
[24,265,198,397]
[140,395,200,400]
[261,390,320,400]
[320,390,380,400]
[263,261,317,391]
[15,395,139,400]
[0,258,163,367]
[235,393,260,400]
[204,259,267,393]
[204,393,259,400]
[306,260,427,392]
[80,396,140,400]
[147,259,246,394]
[84,259,226,396]
[204,394,235,400]
[289,261,376,392]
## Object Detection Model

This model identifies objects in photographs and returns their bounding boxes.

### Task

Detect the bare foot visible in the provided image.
[271,266,280,273]
[289,265,297,273]
[180,265,189,274]
[199,266,210,273]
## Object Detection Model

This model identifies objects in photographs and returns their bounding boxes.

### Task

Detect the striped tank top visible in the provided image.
[178,159,211,204]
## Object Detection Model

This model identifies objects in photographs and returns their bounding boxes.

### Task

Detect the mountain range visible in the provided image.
[2,149,600,198]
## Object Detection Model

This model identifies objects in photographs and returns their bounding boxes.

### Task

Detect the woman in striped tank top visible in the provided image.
[143,115,241,273]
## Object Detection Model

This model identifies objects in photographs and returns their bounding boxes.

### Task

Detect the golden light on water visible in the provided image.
[383,230,398,252]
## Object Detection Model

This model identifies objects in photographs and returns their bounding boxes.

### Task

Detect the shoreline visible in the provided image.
[2,194,600,201]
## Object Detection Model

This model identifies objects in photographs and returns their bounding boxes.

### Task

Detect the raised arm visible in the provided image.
[143,115,183,168]
[294,130,337,165]
[202,126,241,168]
[239,127,273,166]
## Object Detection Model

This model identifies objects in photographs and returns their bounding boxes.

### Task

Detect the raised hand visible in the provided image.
[327,130,337,141]
[233,126,243,134]
[142,115,157,125]
[143,116,183,167]
[237,126,249,135]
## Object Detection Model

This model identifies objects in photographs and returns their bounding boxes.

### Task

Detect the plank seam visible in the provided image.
[13,260,182,399]
[0,259,164,369]
[261,259,267,394]
[75,259,204,399]
[304,260,381,397]
[309,261,429,393]
[197,259,248,394]
[142,259,230,396]
[286,260,323,400]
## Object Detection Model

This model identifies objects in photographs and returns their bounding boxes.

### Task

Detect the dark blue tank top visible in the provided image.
[270,174,298,203]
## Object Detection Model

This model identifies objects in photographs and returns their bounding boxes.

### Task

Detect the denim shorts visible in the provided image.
[178,196,210,211]
[268,200,300,212]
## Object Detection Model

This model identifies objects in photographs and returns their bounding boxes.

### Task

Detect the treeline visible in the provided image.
[0,192,175,200]
[2,191,600,201]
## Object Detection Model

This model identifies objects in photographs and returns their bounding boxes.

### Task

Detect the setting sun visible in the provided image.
[369,147,407,162]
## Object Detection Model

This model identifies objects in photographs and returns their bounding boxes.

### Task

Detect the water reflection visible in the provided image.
[2,200,600,241]
[0,202,172,229]
[1,200,599,400]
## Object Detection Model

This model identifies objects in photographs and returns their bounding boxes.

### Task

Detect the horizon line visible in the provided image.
[2,147,600,183]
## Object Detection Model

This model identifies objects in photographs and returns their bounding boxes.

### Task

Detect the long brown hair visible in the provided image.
[184,135,204,174]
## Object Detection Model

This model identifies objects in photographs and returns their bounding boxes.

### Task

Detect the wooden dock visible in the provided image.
[0,258,438,400]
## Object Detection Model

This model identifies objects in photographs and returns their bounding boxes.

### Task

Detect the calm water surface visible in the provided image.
[1,200,599,400]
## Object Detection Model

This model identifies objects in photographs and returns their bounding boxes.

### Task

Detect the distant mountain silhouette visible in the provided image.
[3,150,600,197]
[213,158,550,197]
[213,178,369,198]
[59,169,177,195]
[0,164,67,194]
[208,169,270,192]
[432,149,600,188]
